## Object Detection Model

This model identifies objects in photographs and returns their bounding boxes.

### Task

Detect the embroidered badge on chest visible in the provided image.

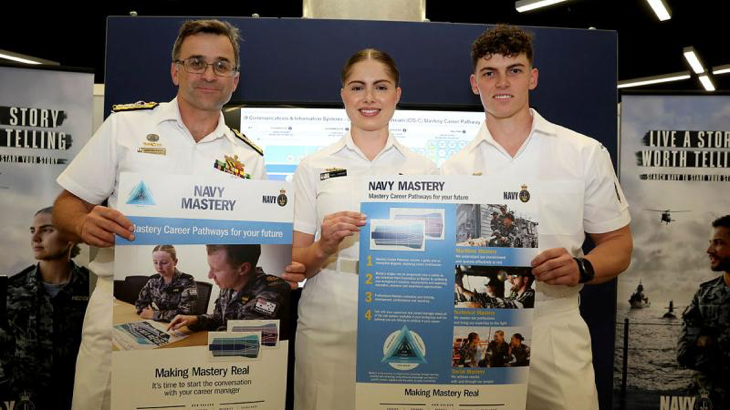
[214,154,251,179]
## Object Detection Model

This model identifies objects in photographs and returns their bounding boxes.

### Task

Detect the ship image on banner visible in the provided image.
[628,281,651,309]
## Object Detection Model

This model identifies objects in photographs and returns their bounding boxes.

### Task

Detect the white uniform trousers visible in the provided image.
[527,295,599,410]
[72,275,112,410]
[294,269,358,410]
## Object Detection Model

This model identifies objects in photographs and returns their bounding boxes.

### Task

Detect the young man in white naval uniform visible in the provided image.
[441,25,633,410]
[52,19,303,409]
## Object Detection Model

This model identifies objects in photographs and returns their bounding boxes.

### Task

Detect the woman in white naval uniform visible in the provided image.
[291,49,437,410]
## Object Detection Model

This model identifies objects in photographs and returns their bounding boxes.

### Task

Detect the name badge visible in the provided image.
[320,168,347,180]
[137,147,166,155]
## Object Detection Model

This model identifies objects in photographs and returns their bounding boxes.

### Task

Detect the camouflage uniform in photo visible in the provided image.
[458,343,480,367]
[190,268,290,332]
[510,343,531,366]
[486,341,511,367]
[490,217,501,233]
[134,270,198,321]
[477,288,536,309]
[493,222,517,247]
[0,262,90,409]
[677,275,730,408]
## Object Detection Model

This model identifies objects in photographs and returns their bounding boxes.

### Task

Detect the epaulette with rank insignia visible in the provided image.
[230,128,263,156]
[111,101,159,112]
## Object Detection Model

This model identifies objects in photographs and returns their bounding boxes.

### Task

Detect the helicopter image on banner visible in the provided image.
[645,209,691,225]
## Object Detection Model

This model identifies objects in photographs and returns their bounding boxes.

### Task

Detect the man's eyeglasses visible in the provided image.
[174,57,238,77]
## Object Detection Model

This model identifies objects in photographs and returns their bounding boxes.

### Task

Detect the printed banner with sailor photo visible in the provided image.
[111,172,293,410]
[0,64,93,409]
[613,94,730,410]
[356,175,538,410]
[0,65,93,275]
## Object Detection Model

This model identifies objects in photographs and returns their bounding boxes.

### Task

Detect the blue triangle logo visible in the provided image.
[382,325,427,364]
[126,180,156,206]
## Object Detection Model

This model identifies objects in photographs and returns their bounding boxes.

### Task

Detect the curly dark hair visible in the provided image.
[471,24,534,71]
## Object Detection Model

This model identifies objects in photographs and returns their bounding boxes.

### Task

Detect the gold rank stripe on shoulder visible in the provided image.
[111,101,159,112]
[230,128,263,156]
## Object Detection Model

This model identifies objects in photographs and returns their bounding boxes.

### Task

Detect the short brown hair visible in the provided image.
[172,19,241,67]
[471,24,534,70]
[205,244,260,269]
[341,48,400,87]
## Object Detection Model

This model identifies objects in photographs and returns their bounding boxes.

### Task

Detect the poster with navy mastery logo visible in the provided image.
[111,172,292,410]
[356,176,538,410]
[614,95,730,410]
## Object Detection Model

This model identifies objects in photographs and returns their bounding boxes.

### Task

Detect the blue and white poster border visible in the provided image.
[111,172,293,410]
[356,175,538,410]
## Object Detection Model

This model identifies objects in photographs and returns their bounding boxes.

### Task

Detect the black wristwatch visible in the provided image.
[574,257,595,284]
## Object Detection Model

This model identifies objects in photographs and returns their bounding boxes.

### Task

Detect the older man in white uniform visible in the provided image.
[441,25,633,410]
[52,20,275,409]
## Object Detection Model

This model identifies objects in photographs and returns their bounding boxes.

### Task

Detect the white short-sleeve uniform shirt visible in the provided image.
[441,109,630,410]
[442,109,630,300]
[58,97,266,220]
[56,98,266,410]
[293,132,437,410]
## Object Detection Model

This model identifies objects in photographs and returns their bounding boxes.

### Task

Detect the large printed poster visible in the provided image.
[614,95,730,410]
[0,65,93,409]
[0,65,93,275]
[356,176,538,410]
[112,173,293,410]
